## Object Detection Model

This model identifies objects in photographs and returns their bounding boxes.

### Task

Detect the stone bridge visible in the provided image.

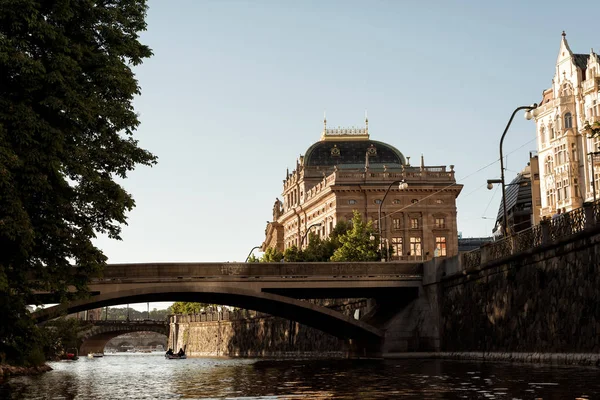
[78,320,169,355]
[34,262,427,356]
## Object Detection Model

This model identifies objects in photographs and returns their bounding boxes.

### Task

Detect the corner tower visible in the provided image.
[532,32,600,220]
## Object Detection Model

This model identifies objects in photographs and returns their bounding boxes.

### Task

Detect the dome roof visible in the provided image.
[304,139,406,168]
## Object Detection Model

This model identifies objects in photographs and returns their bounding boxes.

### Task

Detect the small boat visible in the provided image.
[165,354,187,359]
[65,348,79,360]
[88,352,104,358]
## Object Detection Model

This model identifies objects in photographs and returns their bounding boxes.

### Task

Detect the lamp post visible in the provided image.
[488,103,538,236]
[245,246,262,262]
[588,151,600,203]
[301,223,321,248]
[378,180,408,261]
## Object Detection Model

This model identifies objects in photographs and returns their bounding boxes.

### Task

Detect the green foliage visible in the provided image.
[301,232,336,262]
[261,247,284,262]
[259,213,379,263]
[585,121,600,140]
[246,254,261,263]
[38,317,84,360]
[331,211,380,262]
[169,302,213,314]
[283,245,303,262]
[102,306,169,321]
[0,294,44,366]
[0,0,155,365]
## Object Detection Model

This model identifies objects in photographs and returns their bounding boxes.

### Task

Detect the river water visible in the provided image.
[1,353,599,399]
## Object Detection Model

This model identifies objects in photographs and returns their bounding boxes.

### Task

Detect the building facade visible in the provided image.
[492,159,537,236]
[532,32,600,220]
[263,120,463,260]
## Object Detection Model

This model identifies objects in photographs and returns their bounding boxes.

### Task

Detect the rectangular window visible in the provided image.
[546,188,555,207]
[410,218,419,229]
[392,218,401,230]
[435,237,447,256]
[409,237,422,256]
[555,144,567,165]
[434,218,445,229]
[593,136,600,152]
[391,237,403,258]
[556,181,563,201]
[563,179,569,200]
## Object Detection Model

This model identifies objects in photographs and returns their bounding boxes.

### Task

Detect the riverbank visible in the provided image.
[384,352,600,367]
[0,364,52,378]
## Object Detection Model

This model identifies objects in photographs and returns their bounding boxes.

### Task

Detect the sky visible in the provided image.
[91,0,599,310]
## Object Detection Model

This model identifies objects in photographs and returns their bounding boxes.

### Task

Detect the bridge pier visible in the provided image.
[359,281,441,356]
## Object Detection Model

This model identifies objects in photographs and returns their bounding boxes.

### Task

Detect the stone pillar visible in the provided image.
[540,218,551,244]
[584,202,595,229]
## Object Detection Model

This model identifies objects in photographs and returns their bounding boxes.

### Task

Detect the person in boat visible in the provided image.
[177,348,185,356]
[166,348,174,356]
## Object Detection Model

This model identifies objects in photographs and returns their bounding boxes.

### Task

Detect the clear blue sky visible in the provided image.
[95,0,599,271]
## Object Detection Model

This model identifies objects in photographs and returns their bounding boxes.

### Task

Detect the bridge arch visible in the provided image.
[78,322,169,355]
[34,285,383,343]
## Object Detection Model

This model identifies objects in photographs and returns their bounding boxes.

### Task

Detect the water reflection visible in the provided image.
[1,353,599,399]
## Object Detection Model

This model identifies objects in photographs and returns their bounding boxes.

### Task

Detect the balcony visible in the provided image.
[583,78,600,94]
[585,115,600,125]
[535,99,558,116]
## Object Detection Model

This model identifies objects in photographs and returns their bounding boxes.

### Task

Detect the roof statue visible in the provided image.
[272,198,283,220]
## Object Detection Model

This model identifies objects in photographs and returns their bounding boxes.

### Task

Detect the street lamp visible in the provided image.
[588,150,600,203]
[488,103,539,236]
[378,180,408,261]
[245,245,262,262]
[301,223,321,248]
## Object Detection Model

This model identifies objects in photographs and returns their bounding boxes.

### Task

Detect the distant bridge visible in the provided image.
[78,320,168,355]
[34,261,423,353]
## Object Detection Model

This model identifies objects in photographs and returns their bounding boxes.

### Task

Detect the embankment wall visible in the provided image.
[170,300,367,357]
[439,228,600,353]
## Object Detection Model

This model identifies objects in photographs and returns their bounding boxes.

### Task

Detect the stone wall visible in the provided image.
[170,300,367,357]
[440,227,600,353]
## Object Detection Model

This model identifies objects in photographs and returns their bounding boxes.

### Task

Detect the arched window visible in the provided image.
[564,112,573,129]
[540,126,546,144]
[549,123,555,140]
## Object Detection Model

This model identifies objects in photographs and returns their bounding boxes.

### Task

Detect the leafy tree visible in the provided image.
[0,0,155,365]
[259,219,356,263]
[302,232,336,262]
[246,254,261,263]
[39,317,84,360]
[330,211,380,262]
[261,247,284,262]
[169,302,213,314]
[100,306,169,321]
[585,121,600,141]
[283,245,303,262]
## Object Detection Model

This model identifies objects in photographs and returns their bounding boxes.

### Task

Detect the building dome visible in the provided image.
[304,139,406,168]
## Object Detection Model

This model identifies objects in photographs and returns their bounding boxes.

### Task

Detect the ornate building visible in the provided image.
[532,32,600,219]
[263,119,463,260]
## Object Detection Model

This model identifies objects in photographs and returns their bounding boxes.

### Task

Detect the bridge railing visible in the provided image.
[89,319,168,325]
[93,262,423,282]
[461,200,600,270]
[169,309,270,324]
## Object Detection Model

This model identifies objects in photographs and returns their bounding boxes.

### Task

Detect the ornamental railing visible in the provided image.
[462,248,481,270]
[461,200,600,270]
